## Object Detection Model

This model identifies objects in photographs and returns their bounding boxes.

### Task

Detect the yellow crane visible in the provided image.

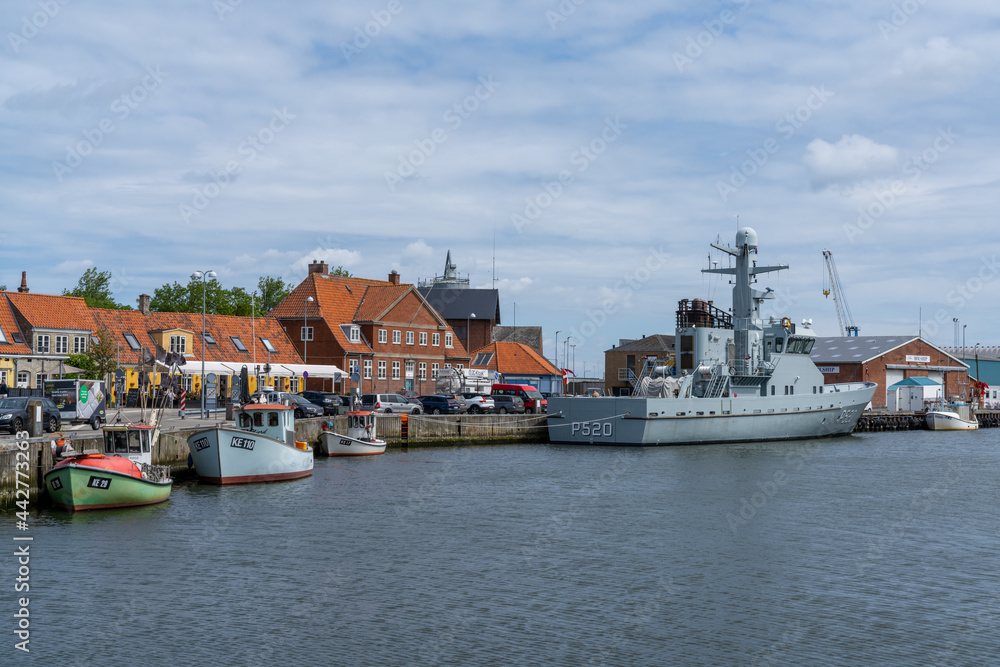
[822,250,859,337]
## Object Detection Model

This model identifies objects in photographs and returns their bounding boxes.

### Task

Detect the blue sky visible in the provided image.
[2,0,999,376]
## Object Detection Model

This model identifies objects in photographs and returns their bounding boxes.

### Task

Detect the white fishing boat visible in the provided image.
[187,403,313,484]
[926,403,978,430]
[547,227,878,445]
[318,411,387,457]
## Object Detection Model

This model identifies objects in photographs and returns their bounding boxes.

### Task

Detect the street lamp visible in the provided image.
[303,296,314,389]
[468,312,475,352]
[555,330,561,371]
[192,269,216,418]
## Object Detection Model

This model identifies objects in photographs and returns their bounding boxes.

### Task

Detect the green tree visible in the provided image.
[85,328,119,381]
[331,266,352,277]
[151,276,231,314]
[63,267,130,309]
[229,287,254,317]
[257,276,293,313]
[66,353,97,379]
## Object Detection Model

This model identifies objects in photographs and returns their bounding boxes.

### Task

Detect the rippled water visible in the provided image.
[15,430,1000,665]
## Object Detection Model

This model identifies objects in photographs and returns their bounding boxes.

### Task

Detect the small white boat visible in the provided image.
[187,403,313,484]
[318,411,387,457]
[926,404,979,431]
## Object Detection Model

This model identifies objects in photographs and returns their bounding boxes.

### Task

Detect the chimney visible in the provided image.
[17,271,28,293]
[138,294,151,315]
[388,270,400,286]
[308,260,329,275]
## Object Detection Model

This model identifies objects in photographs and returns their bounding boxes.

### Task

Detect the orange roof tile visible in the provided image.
[5,292,92,330]
[0,296,31,354]
[470,341,559,376]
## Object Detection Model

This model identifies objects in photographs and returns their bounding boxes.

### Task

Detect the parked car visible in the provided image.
[287,394,324,419]
[491,383,547,414]
[417,395,464,415]
[361,393,423,415]
[461,392,495,414]
[298,391,343,416]
[492,395,525,414]
[0,396,62,434]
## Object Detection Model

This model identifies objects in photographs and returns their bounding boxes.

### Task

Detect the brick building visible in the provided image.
[272,261,470,394]
[603,335,676,396]
[469,340,562,394]
[810,336,969,409]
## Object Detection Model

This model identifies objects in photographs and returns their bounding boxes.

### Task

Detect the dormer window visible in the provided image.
[169,335,187,354]
[231,336,248,352]
[350,326,360,343]
[123,333,141,350]
[472,352,494,366]
[0,326,6,344]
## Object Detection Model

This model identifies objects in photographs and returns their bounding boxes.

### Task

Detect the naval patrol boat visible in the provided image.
[546,227,877,445]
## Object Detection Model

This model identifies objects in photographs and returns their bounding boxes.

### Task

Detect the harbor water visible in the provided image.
[15,430,1000,665]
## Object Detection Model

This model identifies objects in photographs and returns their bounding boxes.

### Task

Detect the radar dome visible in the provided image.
[736,227,758,250]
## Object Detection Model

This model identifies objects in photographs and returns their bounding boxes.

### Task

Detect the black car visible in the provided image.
[288,394,324,419]
[417,395,464,415]
[298,391,344,416]
[492,395,526,414]
[0,396,62,434]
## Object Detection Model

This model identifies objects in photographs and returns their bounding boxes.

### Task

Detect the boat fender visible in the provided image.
[321,421,330,431]
[780,317,791,328]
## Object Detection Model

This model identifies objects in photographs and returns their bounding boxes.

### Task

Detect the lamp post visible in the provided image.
[192,269,216,418]
[467,312,476,353]
[555,330,561,372]
[570,343,576,381]
[303,296,314,390]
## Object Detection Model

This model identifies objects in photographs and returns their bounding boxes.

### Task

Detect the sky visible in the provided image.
[2,0,999,377]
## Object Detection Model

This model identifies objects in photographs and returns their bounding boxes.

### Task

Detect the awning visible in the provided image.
[165,361,345,380]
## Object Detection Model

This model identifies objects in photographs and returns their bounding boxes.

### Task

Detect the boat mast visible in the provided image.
[702,227,788,375]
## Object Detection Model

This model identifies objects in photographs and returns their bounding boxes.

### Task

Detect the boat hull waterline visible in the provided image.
[44,462,172,511]
[187,426,313,484]
[925,411,978,431]
[318,432,387,456]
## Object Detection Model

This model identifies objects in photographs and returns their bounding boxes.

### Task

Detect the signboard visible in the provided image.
[126,388,140,408]
[905,355,931,363]
[205,373,217,410]
[817,366,840,374]
[465,369,489,379]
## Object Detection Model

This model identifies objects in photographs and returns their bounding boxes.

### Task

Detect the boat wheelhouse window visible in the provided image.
[268,412,279,427]
[254,412,264,427]
[142,432,150,453]
[113,431,129,453]
[774,338,783,353]
[129,431,142,453]
[239,413,252,428]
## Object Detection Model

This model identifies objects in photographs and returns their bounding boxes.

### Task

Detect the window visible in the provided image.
[377,360,386,379]
[472,352,494,366]
[268,412,280,427]
[170,335,187,354]
[431,363,439,379]
[204,333,217,345]
[261,337,277,353]
[231,336,248,352]
[456,364,463,370]
[350,326,361,343]
[183,375,193,391]
[419,332,427,346]
[90,335,99,345]
[36,334,50,353]
[289,377,299,393]
[392,361,401,380]
[349,359,359,374]
[0,326,6,343]
[445,332,453,348]
[35,373,46,388]
[0,371,5,384]
[432,333,440,346]
[419,362,427,379]
[392,330,401,344]
[123,333,141,350]
[300,327,313,342]
[378,329,387,344]
[405,360,414,378]
[74,335,87,353]
[364,359,372,379]
[444,363,452,369]
[16,371,28,387]
[406,331,414,345]
[55,335,68,354]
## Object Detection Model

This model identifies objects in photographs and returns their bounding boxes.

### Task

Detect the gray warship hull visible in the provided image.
[546,382,876,445]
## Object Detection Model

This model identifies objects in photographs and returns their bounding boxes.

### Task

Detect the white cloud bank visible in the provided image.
[803,134,899,187]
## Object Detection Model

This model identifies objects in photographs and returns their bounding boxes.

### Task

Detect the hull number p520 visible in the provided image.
[572,421,612,437]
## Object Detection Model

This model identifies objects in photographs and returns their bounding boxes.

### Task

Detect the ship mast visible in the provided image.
[702,227,788,375]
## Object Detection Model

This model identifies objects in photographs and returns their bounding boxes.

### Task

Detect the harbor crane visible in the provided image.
[822,250,859,336]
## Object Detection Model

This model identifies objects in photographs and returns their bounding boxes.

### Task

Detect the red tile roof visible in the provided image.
[0,296,31,354]
[5,292,92,330]
[89,308,303,366]
[470,341,559,376]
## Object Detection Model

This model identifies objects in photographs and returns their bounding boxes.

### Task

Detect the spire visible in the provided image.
[17,271,28,293]
[444,250,457,281]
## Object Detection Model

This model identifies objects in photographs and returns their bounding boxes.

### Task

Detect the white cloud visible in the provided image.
[890,37,979,91]
[400,240,434,265]
[52,259,94,275]
[288,248,363,278]
[802,135,899,187]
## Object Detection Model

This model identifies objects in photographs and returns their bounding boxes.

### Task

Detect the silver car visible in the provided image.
[461,392,495,414]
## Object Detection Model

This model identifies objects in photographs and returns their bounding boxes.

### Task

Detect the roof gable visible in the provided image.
[470,341,559,376]
[5,291,93,331]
